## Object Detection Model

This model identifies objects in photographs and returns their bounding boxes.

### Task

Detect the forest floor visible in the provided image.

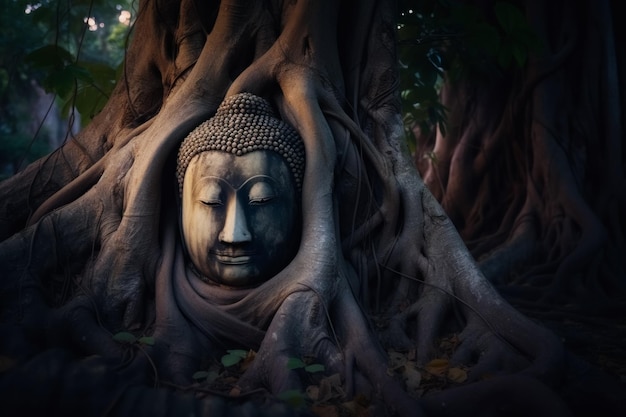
[530,313,626,381]
[185,332,475,417]
[502,291,626,382]
[512,300,626,417]
[185,303,626,417]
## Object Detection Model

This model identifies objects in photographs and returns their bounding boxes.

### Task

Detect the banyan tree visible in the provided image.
[1,0,624,416]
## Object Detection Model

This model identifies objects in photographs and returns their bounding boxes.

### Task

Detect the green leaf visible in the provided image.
[222,351,244,368]
[494,2,526,34]
[192,370,219,382]
[112,332,137,344]
[138,336,155,346]
[74,85,107,125]
[59,95,75,120]
[44,68,75,99]
[304,364,325,373]
[192,371,209,380]
[226,349,248,357]
[427,48,445,72]
[66,64,93,83]
[78,61,117,87]
[286,358,306,370]
[25,45,73,69]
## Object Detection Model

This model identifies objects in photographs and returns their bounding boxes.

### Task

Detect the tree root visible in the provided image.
[0,1,585,416]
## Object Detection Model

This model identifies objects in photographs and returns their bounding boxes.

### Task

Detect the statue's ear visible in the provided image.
[167,142,189,256]
[175,182,190,258]
[167,159,190,259]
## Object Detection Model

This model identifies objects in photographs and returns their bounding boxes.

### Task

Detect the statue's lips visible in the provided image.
[211,250,255,265]
[216,255,252,264]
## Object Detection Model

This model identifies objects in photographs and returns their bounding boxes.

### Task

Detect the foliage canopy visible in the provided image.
[1,0,540,169]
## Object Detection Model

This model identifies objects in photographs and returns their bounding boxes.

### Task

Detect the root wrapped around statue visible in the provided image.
[0,1,599,416]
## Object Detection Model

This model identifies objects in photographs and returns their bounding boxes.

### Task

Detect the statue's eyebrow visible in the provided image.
[237,175,278,191]
[195,175,278,192]
[193,176,228,193]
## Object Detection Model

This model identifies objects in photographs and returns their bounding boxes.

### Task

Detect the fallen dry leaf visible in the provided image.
[239,350,256,371]
[388,350,407,370]
[447,367,468,383]
[318,373,344,402]
[307,385,320,401]
[425,358,449,376]
[403,363,422,392]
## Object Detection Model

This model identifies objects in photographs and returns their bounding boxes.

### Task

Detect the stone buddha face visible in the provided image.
[181,149,300,287]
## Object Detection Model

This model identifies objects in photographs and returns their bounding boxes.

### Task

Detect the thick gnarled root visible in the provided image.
[233,270,425,417]
[378,187,566,401]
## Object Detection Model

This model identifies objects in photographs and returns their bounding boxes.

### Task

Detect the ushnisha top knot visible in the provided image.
[176,92,305,196]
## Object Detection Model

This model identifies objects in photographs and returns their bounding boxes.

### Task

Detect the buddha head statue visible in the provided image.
[176,93,305,287]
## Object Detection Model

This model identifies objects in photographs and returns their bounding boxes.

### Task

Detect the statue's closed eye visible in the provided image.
[201,199,222,206]
[249,181,276,205]
[198,182,223,206]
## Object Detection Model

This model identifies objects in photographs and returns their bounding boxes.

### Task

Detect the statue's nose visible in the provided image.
[219,197,252,244]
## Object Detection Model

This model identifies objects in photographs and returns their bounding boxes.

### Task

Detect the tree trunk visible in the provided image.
[415,0,626,383]
[0,0,621,416]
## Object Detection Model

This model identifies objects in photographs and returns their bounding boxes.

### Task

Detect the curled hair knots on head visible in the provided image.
[176,93,305,196]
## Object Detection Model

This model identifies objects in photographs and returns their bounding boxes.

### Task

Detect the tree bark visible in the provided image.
[415,0,625,371]
[1,0,620,415]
